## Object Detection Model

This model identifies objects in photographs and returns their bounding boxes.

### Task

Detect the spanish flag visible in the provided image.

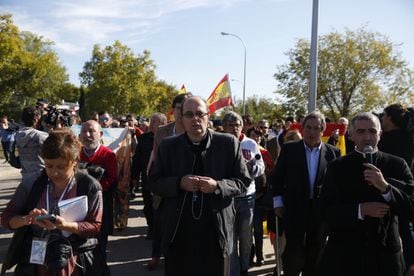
[207,74,233,114]
[290,123,347,156]
[179,84,187,94]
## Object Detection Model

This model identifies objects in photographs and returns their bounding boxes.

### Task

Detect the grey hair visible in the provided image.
[338,117,349,125]
[349,112,381,132]
[222,111,243,126]
[302,111,326,132]
[151,112,167,124]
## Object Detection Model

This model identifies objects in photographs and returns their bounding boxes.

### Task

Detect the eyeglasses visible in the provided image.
[182,111,209,119]
[99,117,110,122]
[259,126,269,129]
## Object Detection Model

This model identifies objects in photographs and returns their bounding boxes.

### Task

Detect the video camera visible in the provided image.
[44,106,73,127]
[78,162,106,181]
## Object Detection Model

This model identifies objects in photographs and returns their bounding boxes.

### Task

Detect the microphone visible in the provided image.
[247,153,261,164]
[363,145,374,164]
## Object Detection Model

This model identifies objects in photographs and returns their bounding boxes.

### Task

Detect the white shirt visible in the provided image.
[273,141,322,208]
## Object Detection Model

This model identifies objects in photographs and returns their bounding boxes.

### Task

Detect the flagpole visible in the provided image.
[221,32,247,115]
[308,0,319,113]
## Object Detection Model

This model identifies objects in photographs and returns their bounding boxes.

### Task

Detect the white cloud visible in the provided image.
[1,0,245,55]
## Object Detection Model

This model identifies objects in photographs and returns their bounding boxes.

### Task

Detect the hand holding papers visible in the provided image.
[58,195,88,237]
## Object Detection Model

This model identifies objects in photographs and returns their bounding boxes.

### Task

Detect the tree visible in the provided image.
[214,95,285,123]
[274,27,414,120]
[0,13,29,117]
[0,13,69,119]
[80,41,176,116]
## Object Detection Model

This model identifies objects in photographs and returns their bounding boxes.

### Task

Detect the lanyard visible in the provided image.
[46,177,73,213]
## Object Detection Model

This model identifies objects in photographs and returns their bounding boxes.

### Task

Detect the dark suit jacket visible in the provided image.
[271,140,340,236]
[153,122,175,156]
[149,130,251,257]
[320,151,414,276]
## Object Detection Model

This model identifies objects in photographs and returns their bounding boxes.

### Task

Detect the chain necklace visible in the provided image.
[191,191,203,220]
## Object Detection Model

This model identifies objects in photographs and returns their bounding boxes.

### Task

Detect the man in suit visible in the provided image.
[271,111,341,276]
[153,93,192,156]
[145,92,191,269]
[320,112,414,276]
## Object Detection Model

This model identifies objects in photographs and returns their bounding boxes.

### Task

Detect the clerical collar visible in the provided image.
[354,147,378,155]
[185,132,208,147]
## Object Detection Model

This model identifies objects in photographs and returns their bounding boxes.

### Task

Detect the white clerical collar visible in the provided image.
[354,147,378,155]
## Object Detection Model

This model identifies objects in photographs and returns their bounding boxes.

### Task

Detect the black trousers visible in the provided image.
[165,247,229,276]
[141,185,154,232]
[282,201,326,276]
[98,190,114,276]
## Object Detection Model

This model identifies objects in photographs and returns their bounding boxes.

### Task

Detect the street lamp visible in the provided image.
[221,31,247,115]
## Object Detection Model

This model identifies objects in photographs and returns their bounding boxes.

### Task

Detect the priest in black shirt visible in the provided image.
[320,112,414,276]
[149,96,251,276]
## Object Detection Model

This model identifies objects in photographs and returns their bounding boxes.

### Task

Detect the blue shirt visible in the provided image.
[0,127,14,142]
[304,141,321,199]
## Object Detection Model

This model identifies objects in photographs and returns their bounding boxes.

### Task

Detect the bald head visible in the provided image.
[181,96,210,142]
[80,120,103,150]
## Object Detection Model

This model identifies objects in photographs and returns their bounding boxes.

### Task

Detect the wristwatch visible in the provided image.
[214,187,221,195]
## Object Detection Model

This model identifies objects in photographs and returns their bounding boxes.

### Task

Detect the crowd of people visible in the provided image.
[1,96,414,276]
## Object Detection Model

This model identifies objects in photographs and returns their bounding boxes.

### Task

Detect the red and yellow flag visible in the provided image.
[179,84,187,94]
[207,74,233,114]
[290,123,347,156]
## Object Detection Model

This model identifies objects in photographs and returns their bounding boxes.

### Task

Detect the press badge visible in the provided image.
[30,237,47,265]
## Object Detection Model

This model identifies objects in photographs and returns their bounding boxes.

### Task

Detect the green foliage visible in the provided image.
[80,42,176,117]
[274,27,414,120]
[215,95,286,123]
[0,14,68,119]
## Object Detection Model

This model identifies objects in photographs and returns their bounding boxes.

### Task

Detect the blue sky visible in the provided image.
[1,0,413,102]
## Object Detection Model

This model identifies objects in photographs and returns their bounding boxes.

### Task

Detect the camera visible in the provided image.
[79,162,106,181]
[44,106,73,127]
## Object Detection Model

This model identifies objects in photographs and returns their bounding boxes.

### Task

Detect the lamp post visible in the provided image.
[221,32,247,115]
[308,0,319,113]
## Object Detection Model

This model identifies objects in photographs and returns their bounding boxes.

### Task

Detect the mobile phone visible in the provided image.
[36,214,57,223]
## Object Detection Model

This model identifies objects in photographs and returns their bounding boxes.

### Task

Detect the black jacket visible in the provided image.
[271,140,340,235]
[320,151,414,276]
[149,129,251,257]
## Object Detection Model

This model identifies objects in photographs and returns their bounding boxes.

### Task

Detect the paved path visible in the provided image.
[0,160,276,275]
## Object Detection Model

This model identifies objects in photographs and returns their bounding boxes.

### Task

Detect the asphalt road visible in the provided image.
[0,160,276,276]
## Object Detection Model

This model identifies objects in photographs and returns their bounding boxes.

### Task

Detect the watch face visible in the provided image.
[214,188,220,195]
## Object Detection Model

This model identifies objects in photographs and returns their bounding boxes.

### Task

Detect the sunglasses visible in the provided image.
[182,111,208,119]
[99,117,110,122]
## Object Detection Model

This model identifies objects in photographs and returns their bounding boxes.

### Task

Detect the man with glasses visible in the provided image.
[222,111,265,276]
[150,96,250,276]
[144,93,191,270]
[257,119,272,148]
[98,111,112,128]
